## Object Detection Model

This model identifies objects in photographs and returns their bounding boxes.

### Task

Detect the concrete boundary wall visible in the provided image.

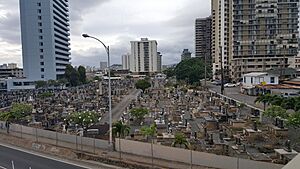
[116,139,283,169]
[0,121,109,153]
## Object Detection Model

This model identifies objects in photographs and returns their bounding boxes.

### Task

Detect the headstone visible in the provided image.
[278,119,284,129]
[253,121,258,131]
[285,140,292,152]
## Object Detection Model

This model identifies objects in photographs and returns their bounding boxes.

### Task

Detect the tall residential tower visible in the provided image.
[130,38,159,74]
[231,0,299,81]
[211,0,233,80]
[195,17,212,65]
[20,0,71,81]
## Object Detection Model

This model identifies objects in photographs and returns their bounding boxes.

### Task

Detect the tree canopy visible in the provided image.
[78,66,87,84]
[135,79,151,92]
[64,65,87,86]
[141,124,157,141]
[112,120,130,138]
[163,67,175,78]
[264,105,289,119]
[174,57,211,84]
[0,103,33,122]
[172,132,190,149]
[67,111,100,128]
[129,108,149,123]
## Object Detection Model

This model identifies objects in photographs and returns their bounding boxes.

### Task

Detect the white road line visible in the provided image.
[11,161,14,169]
[0,165,7,169]
[0,143,122,169]
[0,143,89,169]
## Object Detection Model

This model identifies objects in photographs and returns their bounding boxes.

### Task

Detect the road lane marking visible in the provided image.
[0,143,122,169]
[0,166,7,169]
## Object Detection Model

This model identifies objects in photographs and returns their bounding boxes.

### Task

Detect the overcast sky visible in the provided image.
[0,0,210,67]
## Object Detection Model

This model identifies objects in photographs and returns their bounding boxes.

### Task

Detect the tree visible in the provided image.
[141,124,157,141]
[135,79,151,92]
[64,64,80,87]
[38,92,54,99]
[287,112,300,128]
[58,78,68,89]
[172,133,190,149]
[255,93,274,110]
[78,66,87,84]
[129,108,149,124]
[281,97,296,110]
[112,120,130,138]
[174,57,211,84]
[0,103,33,122]
[67,111,100,129]
[264,105,288,119]
[35,80,47,89]
[163,67,175,78]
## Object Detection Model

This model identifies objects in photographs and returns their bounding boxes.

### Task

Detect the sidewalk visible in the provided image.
[0,131,214,169]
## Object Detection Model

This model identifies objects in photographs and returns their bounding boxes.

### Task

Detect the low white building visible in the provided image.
[0,78,35,92]
[242,72,279,88]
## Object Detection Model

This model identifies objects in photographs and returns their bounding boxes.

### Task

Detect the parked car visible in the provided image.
[212,80,222,85]
[224,83,236,88]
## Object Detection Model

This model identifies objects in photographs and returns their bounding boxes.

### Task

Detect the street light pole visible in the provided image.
[82,34,113,147]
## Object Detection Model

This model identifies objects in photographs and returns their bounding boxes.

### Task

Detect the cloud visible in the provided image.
[0,0,210,67]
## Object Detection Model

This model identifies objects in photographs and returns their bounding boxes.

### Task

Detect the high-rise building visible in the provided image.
[157,52,162,72]
[122,54,130,70]
[231,0,299,81]
[211,0,233,80]
[20,0,71,81]
[181,49,192,61]
[130,38,159,74]
[0,64,23,78]
[195,17,212,66]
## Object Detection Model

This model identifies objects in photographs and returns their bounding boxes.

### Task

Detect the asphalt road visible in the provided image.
[207,83,264,109]
[100,89,141,123]
[0,145,86,169]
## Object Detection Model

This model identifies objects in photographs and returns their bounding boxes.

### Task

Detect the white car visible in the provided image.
[224,83,236,88]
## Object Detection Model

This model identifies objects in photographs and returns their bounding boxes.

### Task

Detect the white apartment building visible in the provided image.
[211,0,233,80]
[122,54,130,70]
[130,38,159,74]
[20,0,71,81]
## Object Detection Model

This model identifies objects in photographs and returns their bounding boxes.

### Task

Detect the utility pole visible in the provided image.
[204,53,207,88]
[220,46,224,95]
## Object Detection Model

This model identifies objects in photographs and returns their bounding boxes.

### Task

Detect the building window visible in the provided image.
[40,42,43,46]
[38,22,42,26]
[251,77,253,84]
[39,36,43,40]
[38,9,41,13]
[40,55,43,59]
[270,77,275,83]
[40,62,44,66]
[37,2,41,6]
[41,68,44,72]
[40,49,43,53]
[38,16,42,20]
[39,29,42,33]
[41,75,44,78]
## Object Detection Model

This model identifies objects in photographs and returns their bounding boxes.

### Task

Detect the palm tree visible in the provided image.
[281,97,296,110]
[112,120,130,138]
[255,93,272,110]
[172,133,190,149]
[140,124,157,142]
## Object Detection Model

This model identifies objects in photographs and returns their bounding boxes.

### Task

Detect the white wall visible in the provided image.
[116,139,283,169]
[243,74,279,86]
